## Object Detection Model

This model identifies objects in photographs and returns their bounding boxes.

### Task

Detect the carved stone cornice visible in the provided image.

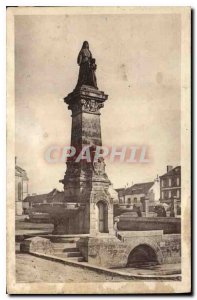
[64,85,108,116]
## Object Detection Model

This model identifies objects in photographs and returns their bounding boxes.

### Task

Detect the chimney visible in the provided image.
[167,165,173,172]
[15,156,17,165]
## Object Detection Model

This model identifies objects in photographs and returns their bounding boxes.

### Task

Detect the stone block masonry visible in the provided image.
[77,231,181,268]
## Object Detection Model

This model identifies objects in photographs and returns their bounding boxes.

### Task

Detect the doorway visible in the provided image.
[97,201,108,233]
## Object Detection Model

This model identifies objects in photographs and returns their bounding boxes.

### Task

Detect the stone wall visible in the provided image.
[77,236,128,268]
[117,217,181,234]
[159,234,181,264]
[77,231,181,268]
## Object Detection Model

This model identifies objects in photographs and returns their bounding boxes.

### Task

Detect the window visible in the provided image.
[169,190,171,198]
[133,197,137,203]
[23,181,28,193]
[169,178,172,187]
[177,205,181,215]
[177,177,180,186]
[126,198,131,208]
[162,179,168,188]
[164,191,168,199]
[177,190,180,198]
[18,182,22,201]
[120,197,125,204]
[162,191,164,199]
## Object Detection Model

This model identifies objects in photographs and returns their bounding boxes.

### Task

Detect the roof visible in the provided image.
[15,165,29,180]
[24,189,65,203]
[23,193,48,203]
[124,182,154,196]
[16,165,25,173]
[160,166,181,178]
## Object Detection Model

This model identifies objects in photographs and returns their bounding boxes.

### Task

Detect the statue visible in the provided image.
[76,41,98,89]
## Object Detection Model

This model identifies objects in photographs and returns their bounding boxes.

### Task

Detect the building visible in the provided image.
[23,188,63,214]
[115,188,125,204]
[23,189,64,222]
[115,177,160,216]
[159,165,181,215]
[124,178,160,205]
[15,157,29,215]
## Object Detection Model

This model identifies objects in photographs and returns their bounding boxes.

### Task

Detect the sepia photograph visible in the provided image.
[6,6,191,294]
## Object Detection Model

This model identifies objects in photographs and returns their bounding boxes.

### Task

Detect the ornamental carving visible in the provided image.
[90,190,109,204]
[69,98,104,115]
[81,99,104,113]
[93,158,106,175]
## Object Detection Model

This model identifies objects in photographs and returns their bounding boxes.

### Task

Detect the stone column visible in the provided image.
[58,85,114,235]
[145,198,149,217]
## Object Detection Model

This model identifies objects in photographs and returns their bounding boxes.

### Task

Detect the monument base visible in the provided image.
[76,235,127,268]
[52,201,115,235]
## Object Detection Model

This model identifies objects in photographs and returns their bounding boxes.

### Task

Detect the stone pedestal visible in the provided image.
[20,237,54,255]
[55,85,115,235]
[76,235,125,268]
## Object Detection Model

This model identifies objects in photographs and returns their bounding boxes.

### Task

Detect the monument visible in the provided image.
[53,41,117,235]
[26,42,181,270]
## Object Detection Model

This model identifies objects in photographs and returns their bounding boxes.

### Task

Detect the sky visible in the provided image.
[15,13,181,194]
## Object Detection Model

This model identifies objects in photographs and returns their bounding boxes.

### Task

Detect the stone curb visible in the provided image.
[28,251,181,281]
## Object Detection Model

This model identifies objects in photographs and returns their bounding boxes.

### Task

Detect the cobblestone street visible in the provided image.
[16,254,124,283]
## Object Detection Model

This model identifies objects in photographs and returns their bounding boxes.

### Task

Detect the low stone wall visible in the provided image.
[20,237,55,255]
[159,234,181,264]
[77,231,181,268]
[117,217,181,234]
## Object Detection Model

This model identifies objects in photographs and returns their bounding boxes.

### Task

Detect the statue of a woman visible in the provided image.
[76,41,98,89]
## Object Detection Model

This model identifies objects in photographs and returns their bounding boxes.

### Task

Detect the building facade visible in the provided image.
[115,177,160,216]
[159,165,181,215]
[115,188,125,204]
[15,158,29,215]
[23,188,63,214]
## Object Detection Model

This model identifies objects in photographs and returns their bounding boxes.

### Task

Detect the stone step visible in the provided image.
[49,237,79,243]
[63,247,79,253]
[67,251,81,257]
[68,256,85,262]
[52,243,71,248]
[52,243,77,253]
[53,244,76,250]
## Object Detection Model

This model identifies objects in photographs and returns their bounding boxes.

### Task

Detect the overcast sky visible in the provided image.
[15,13,181,194]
